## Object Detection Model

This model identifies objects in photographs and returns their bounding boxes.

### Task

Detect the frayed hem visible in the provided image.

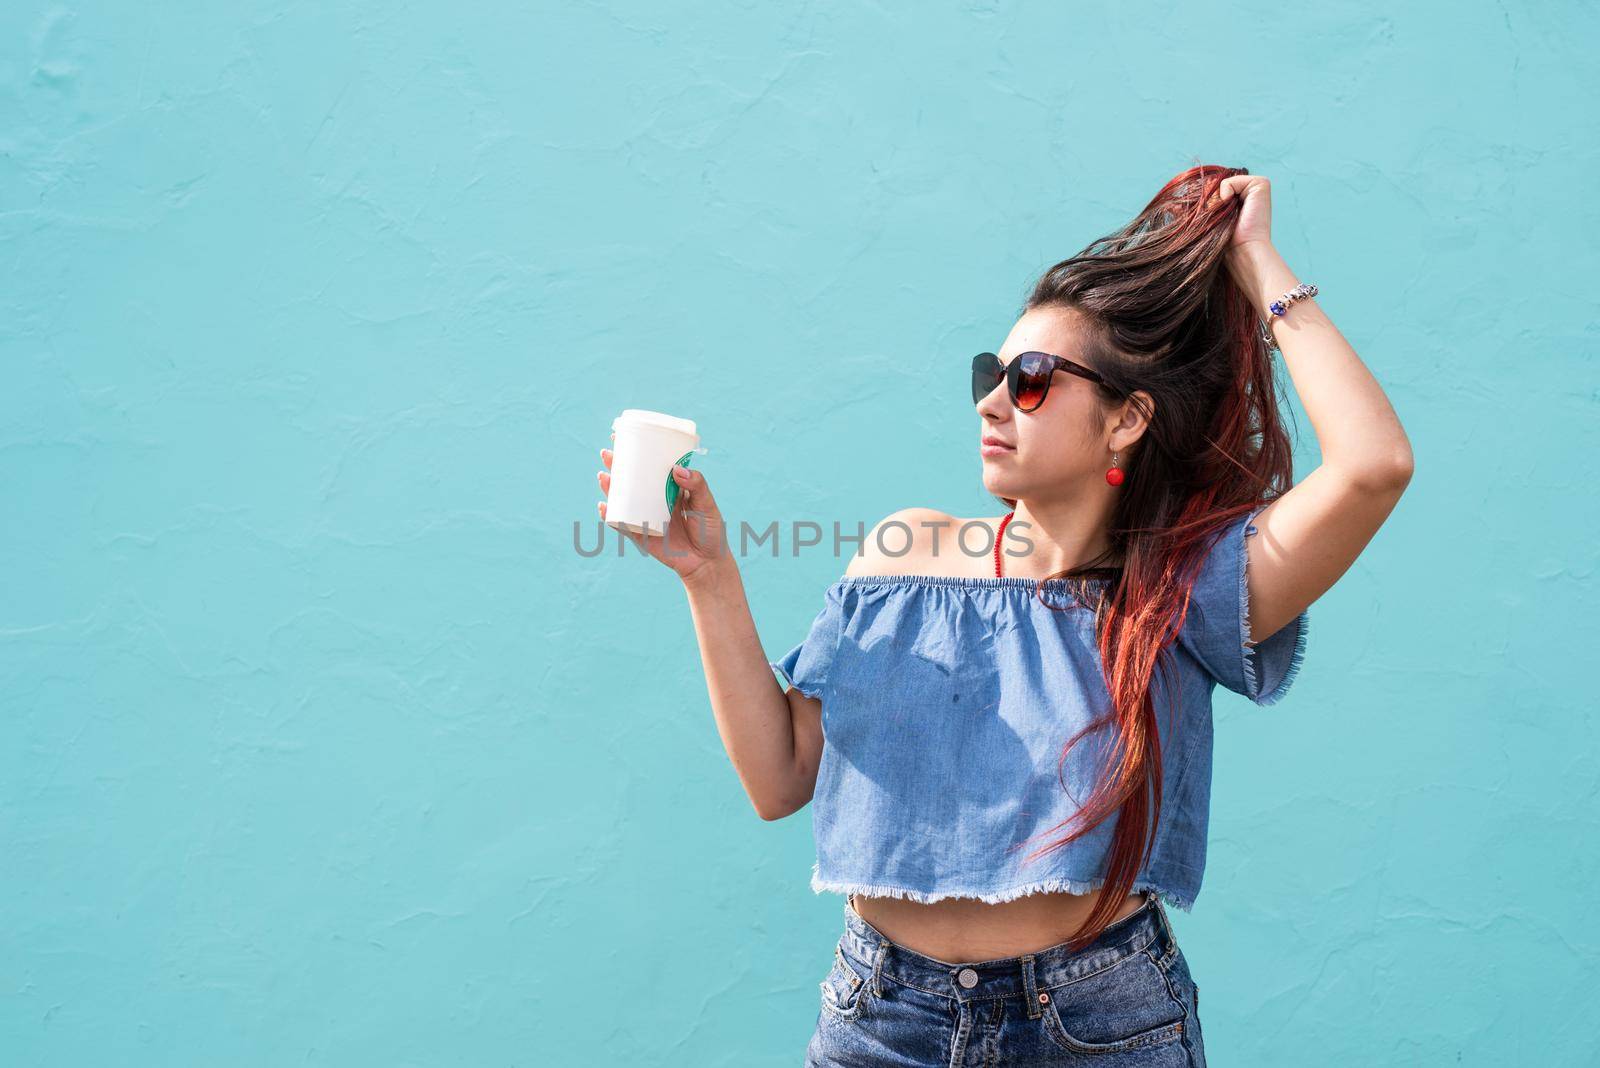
[1240,509,1308,707]
[810,865,1195,913]
[1239,513,1262,700]
[770,661,824,700]
[1254,610,1308,707]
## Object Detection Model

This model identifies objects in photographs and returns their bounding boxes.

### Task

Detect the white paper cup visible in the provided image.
[605,409,702,537]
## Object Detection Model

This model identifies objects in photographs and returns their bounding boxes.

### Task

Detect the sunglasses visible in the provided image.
[971,350,1115,413]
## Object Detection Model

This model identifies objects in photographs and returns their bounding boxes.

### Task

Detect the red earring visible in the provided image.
[1105,451,1125,486]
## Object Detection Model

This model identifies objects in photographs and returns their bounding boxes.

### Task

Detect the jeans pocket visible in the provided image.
[1039,948,1187,1055]
[819,942,870,1023]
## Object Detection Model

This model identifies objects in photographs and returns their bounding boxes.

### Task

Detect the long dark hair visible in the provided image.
[996,164,1298,951]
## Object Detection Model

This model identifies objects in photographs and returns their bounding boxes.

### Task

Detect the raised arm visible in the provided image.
[598,447,817,821]
[1217,177,1415,645]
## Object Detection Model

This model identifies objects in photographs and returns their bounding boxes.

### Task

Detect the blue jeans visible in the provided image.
[806,893,1206,1066]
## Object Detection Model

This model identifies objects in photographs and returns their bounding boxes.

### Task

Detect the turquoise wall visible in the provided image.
[3,3,1594,1065]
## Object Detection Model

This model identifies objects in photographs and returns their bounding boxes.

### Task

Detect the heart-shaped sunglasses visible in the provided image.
[971,351,1115,413]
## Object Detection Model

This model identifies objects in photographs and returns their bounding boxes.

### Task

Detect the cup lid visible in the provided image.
[612,409,698,437]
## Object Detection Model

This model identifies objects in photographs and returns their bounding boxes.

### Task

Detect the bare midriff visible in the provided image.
[839,518,1151,963]
[847,887,1149,964]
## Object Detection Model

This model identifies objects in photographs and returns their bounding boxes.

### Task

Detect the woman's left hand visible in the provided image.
[1217,173,1273,256]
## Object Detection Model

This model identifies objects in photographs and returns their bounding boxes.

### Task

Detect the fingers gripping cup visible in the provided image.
[605,409,707,537]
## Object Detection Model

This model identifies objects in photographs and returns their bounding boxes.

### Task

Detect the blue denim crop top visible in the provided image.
[768,506,1308,913]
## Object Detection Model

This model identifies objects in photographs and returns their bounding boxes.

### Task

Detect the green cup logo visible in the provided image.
[663,450,695,512]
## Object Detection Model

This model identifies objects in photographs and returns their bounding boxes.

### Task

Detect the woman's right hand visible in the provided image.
[598,434,730,585]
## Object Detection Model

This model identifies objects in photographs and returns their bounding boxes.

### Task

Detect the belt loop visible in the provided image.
[870,938,887,998]
[1148,891,1177,961]
[1020,955,1042,1019]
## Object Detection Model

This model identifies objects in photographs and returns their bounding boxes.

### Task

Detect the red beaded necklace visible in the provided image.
[994,510,1016,578]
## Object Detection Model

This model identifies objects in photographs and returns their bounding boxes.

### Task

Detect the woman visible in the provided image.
[597,166,1413,1066]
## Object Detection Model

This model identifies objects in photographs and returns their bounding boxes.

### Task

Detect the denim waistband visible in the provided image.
[838,892,1177,1003]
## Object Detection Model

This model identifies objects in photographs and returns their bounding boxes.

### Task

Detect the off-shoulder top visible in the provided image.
[767,506,1308,912]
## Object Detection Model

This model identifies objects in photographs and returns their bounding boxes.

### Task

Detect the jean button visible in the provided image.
[957,967,979,989]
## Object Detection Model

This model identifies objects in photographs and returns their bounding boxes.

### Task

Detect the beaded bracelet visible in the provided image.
[1258,281,1318,351]
[1269,282,1318,318]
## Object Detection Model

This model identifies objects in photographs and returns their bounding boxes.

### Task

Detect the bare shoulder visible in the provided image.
[845,507,951,578]
[844,507,1008,579]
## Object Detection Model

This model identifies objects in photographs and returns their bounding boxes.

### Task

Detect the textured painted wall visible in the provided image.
[3,2,1595,1065]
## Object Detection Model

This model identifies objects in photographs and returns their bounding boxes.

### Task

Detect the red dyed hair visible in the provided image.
[997,164,1298,951]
